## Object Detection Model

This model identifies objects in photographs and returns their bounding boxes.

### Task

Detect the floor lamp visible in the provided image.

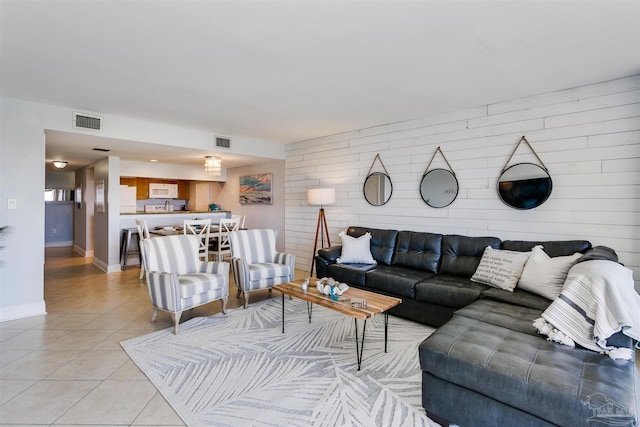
[307,188,335,277]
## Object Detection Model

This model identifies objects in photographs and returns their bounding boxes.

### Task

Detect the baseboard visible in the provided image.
[0,301,47,323]
[92,257,121,273]
[73,244,94,257]
[45,241,73,248]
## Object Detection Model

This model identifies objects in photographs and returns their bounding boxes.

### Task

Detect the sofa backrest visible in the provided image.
[501,240,591,257]
[143,234,199,275]
[347,226,398,265]
[440,235,502,277]
[393,231,443,273]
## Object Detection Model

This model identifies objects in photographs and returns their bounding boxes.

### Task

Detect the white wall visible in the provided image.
[218,160,286,251]
[0,97,285,322]
[120,160,228,182]
[45,170,75,188]
[285,76,640,290]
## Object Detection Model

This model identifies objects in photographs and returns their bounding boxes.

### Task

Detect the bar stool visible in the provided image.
[120,227,140,270]
[135,219,150,280]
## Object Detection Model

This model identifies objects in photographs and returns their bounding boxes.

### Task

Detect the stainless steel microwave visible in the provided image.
[149,183,178,198]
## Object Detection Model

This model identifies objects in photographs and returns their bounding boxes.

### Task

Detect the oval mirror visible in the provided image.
[363,172,393,206]
[497,163,552,209]
[420,169,459,208]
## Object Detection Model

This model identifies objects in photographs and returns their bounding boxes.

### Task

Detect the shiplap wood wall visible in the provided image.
[285,76,640,290]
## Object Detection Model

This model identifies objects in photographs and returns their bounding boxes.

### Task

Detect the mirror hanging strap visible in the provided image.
[502,136,548,173]
[367,153,390,176]
[424,146,455,176]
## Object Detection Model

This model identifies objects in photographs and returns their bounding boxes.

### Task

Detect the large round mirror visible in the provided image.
[364,172,393,206]
[498,163,552,209]
[420,169,459,208]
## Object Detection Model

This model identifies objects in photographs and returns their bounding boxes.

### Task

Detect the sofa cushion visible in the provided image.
[347,226,398,265]
[365,264,435,299]
[393,231,442,273]
[517,246,582,300]
[415,274,488,308]
[454,299,543,336]
[336,231,376,264]
[481,287,552,311]
[326,263,375,287]
[471,246,532,291]
[440,235,502,277]
[419,315,639,427]
[502,239,591,257]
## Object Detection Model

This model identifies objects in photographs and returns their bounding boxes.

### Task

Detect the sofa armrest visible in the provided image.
[274,252,296,281]
[318,245,342,263]
[231,257,249,290]
[576,245,619,264]
[146,271,181,312]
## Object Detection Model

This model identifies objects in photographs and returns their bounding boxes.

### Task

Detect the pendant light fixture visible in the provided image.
[204,156,222,175]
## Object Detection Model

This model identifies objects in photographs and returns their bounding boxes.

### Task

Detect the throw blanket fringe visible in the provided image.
[533,260,640,361]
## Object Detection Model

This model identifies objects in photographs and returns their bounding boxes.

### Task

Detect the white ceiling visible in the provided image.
[2,0,639,171]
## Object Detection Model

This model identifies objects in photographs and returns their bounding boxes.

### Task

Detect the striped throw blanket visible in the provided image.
[534,260,640,360]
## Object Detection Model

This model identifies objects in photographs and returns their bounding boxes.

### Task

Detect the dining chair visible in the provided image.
[142,234,229,334]
[183,219,211,261]
[135,219,150,280]
[210,217,241,262]
[229,229,295,308]
[231,214,246,229]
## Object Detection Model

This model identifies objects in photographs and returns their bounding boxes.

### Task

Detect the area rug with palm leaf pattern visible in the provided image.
[121,297,439,426]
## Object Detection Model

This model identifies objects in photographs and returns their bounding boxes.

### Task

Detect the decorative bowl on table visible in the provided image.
[162,226,175,231]
[316,277,349,296]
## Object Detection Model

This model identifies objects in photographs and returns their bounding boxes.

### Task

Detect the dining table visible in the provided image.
[150,225,246,239]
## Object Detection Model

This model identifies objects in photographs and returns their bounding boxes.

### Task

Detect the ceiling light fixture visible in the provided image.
[53,161,68,169]
[204,155,222,175]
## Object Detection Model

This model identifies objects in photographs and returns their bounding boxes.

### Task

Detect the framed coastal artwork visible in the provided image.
[240,173,272,204]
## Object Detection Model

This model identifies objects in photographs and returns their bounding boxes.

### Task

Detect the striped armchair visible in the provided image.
[142,234,229,334]
[229,229,295,308]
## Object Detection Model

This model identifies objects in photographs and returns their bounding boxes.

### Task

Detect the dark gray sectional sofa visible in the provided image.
[315,226,639,427]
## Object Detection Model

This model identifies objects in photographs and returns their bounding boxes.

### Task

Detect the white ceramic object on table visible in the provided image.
[316,277,349,296]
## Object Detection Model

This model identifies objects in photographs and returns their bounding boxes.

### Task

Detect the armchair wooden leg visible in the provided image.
[221,297,227,315]
[172,312,182,334]
[244,291,249,309]
[150,308,159,323]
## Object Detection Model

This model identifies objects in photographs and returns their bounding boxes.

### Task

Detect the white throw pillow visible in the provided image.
[337,231,376,264]
[517,246,583,300]
[470,246,532,292]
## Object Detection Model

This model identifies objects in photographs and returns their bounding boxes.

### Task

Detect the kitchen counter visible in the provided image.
[120,211,231,230]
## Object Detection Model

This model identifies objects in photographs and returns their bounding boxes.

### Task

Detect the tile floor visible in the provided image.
[1,247,638,426]
[0,246,303,426]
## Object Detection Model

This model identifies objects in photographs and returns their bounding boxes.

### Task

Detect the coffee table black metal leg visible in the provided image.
[385,312,389,353]
[307,302,313,323]
[354,318,367,371]
[281,292,285,333]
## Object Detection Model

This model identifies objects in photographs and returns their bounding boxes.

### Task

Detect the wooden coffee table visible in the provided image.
[273,279,402,370]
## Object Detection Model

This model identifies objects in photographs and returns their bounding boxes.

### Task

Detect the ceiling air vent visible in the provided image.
[215,136,231,149]
[73,112,102,131]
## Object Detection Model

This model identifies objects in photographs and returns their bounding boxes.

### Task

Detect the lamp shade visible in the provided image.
[307,188,335,206]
